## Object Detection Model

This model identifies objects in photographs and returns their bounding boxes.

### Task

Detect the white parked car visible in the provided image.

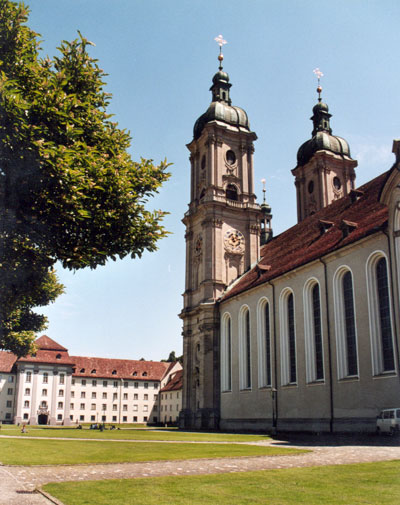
[376,408,400,435]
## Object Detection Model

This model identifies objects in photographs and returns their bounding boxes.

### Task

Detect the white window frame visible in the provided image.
[333,266,359,379]
[257,297,272,388]
[221,312,232,392]
[239,305,252,390]
[279,288,297,386]
[366,251,396,376]
[303,278,325,383]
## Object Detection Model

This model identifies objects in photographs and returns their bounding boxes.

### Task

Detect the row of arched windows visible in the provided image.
[221,251,396,392]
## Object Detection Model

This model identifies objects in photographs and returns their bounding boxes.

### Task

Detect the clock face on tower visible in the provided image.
[224,229,245,254]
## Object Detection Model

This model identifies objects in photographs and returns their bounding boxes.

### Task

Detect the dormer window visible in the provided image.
[91,369,96,374]
[80,368,85,373]
[132,371,137,376]
[112,370,117,375]
[142,372,148,377]
[56,354,61,359]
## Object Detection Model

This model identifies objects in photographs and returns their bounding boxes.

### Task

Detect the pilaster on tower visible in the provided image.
[180,38,263,429]
[292,69,357,222]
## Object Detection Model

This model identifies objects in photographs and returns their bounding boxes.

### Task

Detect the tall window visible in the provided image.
[334,267,359,379]
[257,298,272,388]
[26,371,32,383]
[395,207,400,315]
[304,280,324,383]
[221,313,232,392]
[366,253,395,375]
[43,372,48,383]
[343,271,358,376]
[287,294,297,383]
[239,306,251,389]
[279,289,297,385]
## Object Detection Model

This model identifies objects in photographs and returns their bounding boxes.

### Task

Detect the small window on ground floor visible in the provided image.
[112,416,117,422]
[123,416,127,422]
[57,414,62,421]
[91,415,96,421]
[80,415,84,421]
[23,413,29,420]
[133,416,138,422]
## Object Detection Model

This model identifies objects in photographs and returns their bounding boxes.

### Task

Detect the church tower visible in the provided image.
[180,39,263,429]
[292,73,357,222]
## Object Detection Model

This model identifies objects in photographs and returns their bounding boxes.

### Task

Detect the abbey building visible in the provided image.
[180,54,400,432]
[0,335,181,425]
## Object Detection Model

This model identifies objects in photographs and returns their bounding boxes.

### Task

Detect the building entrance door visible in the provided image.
[38,414,48,425]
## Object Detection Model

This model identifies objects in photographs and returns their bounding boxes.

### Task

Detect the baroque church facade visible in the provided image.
[180,54,400,432]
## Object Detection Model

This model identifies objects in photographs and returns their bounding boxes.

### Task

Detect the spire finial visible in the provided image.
[260,178,273,245]
[214,34,227,70]
[313,67,324,102]
[261,178,266,204]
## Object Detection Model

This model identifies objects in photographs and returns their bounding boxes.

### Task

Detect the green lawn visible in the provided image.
[0,438,304,465]
[0,425,270,442]
[43,461,400,505]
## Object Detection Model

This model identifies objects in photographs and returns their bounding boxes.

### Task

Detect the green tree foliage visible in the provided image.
[161,351,183,364]
[0,1,170,355]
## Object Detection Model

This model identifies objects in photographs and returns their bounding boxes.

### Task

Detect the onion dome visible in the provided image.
[297,90,352,166]
[193,56,250,139]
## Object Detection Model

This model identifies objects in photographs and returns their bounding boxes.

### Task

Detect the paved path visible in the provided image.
[1,435,400,505]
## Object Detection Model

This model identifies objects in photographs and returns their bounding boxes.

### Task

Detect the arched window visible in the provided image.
[221,313,232,392]
[226,184,238,201]
[239,306,251,389]
[304,279,324,383]
[394,205,400,316]
[257,298,271,388]
[333,267,359,379]
[279,289,297,385]
[366,252,395,375]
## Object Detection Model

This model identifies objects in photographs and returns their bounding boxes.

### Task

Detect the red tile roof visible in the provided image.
[6,336,172,381]
[35,335,68,351]
[161,369,183,392]
[0,351,18,373]
[18,336,74,366]
[222,170,390,302]
[70,356,170,381]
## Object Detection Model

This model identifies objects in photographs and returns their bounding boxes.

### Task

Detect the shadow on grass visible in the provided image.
[269,432,400,448]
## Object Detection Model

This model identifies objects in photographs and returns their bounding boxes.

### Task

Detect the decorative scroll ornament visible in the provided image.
[194,235,203,256]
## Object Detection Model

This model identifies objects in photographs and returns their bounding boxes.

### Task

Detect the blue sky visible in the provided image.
[25,0,400,360]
